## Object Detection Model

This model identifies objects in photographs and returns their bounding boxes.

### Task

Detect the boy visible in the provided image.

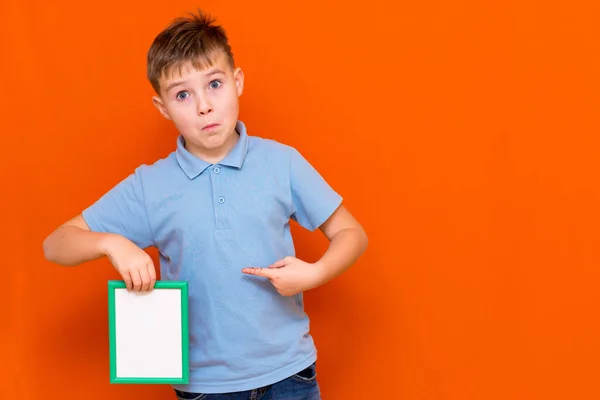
[43,9,368,400]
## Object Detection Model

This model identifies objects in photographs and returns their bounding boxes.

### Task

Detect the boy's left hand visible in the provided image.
[242,257,324,296]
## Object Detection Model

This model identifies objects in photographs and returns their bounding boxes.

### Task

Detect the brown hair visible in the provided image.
[146,9,235,94]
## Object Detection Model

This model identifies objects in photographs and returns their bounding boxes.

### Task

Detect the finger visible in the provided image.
[139,265,151,291]
[242,267,274,278]
[147,262,157,291]
[131,269,142,291]
[122,271,133,291]
[268,258,289,269]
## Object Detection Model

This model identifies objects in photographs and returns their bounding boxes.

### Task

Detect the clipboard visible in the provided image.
[107,280,189,384]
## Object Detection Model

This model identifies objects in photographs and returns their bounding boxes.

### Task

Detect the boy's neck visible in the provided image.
[185,129,240,165]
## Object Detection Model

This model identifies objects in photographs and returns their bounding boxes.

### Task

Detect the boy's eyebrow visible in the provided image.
[165,80,188,93]
[164,69,226,93]
[204,68,226,77]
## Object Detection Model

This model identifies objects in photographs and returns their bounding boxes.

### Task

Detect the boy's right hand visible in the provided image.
[103,234,156,292]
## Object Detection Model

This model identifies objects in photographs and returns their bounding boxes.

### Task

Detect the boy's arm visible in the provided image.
[44,168,157,291]
[242,204,367,296]
[44,214,156,291]
[43,214,114,266]
[313,204,368,283]
[241,147,367,296]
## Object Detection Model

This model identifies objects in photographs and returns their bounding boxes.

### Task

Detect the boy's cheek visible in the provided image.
[171,110,193,123]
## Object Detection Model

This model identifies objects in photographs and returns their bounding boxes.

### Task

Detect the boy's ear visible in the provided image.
[234,67,244,96]
[152,95,172,120]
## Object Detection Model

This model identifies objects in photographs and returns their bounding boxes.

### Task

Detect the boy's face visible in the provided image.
[152,51,244,160]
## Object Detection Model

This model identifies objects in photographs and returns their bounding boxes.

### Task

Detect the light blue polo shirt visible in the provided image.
[82,121,342,393]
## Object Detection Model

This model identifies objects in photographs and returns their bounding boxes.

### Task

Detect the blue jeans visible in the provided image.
[174,363,320,400]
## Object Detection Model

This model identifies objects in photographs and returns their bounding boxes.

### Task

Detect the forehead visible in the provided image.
[160,51,232,87]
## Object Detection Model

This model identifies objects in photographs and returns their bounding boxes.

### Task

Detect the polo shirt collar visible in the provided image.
[175,120,249,179]
[219,120,249,169]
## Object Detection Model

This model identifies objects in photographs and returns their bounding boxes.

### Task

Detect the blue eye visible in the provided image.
[209,80,222,89]
[176,91,190,100]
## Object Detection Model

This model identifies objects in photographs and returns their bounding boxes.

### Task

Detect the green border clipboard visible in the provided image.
[107,280,189,384]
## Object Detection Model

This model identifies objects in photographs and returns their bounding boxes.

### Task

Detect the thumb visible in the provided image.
[242,267,275,278]
[268,258,290,269]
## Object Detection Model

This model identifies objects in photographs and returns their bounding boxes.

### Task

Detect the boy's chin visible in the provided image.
[201,136,232,151]
[183,127,236,149]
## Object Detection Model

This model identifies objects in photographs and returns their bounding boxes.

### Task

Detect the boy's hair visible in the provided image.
[146,9,235,94]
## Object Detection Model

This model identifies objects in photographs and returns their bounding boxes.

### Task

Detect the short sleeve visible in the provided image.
[289,148,343,231]
[82,168,154,249]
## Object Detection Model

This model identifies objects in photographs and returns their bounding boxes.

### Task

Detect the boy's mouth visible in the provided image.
[202,123,220,131]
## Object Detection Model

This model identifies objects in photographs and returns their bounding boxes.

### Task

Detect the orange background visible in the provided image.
[2,0,600,399]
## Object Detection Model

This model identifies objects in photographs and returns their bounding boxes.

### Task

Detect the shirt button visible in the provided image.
[214,167,220,174]
[218,196,225,204]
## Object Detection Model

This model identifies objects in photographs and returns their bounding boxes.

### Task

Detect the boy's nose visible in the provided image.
[197,101,213,115]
